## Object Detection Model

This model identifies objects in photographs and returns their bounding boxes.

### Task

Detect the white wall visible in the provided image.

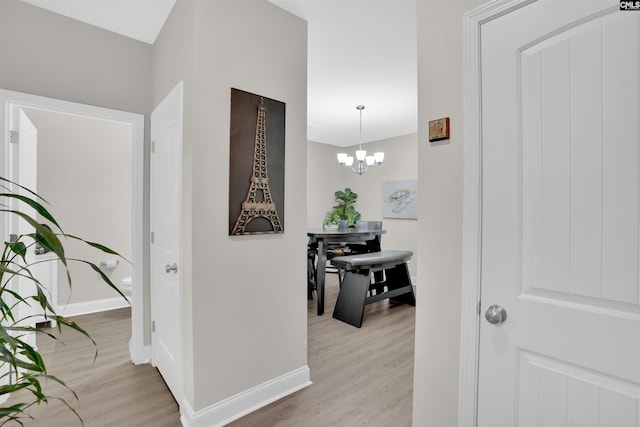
[24,108,133,305]
[154,0,309,418]
[412,0,486,425]
[307,133,418,277]
[306,140,353,227]
[0,0,152,113]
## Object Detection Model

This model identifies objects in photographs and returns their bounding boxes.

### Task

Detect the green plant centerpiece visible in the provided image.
[323,187,361,230]
[0,177,125,425]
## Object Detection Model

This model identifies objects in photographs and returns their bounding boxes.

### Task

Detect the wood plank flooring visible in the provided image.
[5,308,180,427]
[5,275,415,426]
[228,275,415,427]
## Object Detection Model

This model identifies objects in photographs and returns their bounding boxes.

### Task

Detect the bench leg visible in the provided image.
[332,270,370,328]
[385,263,416,306]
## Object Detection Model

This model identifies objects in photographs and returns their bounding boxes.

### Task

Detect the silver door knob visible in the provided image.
[165,263,178,274]
[485,305,507,324]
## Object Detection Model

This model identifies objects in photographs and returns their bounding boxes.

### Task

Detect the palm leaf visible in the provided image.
[63,234,126,259]
[0,177,48,203]
[0,193,61,231]
[0,176,124,424]
[70,259,128,301]
[0,211,66,267]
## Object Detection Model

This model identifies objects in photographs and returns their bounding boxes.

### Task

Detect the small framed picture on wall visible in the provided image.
[428,117,450,142]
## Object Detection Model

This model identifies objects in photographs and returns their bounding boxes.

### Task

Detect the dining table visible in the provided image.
[307,227,385,315]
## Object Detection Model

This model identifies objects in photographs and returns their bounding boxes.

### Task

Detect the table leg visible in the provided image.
[316,239,327,315]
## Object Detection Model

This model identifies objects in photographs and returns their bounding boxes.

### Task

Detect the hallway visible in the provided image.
[8,274,415,426]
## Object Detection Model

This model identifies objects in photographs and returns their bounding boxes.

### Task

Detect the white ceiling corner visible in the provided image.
[19,0,176,45]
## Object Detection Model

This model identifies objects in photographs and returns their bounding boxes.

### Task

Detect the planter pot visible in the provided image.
[338,220,348,231]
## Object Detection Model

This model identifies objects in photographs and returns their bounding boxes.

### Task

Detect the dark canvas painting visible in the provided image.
[229,88,285,235]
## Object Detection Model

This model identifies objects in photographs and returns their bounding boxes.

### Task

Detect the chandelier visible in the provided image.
[337,105,384,175]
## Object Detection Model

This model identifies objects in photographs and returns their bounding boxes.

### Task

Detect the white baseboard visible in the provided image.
[129,339,152,365]
[57,296,130,318]
[180,365,312,427]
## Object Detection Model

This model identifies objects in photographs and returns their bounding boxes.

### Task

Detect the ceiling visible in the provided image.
[19,0,417,148]
[19,0,176,45]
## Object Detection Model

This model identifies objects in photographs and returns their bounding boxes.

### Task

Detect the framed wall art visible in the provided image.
[229,88,286,235]
[382,180,418,220]
[428,117,450,142]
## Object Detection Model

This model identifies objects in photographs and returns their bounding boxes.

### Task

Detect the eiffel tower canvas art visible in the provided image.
[229,89,285,235]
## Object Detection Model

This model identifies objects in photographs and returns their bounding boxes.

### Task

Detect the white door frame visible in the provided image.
[0,89,147,364]
[458,1,536,425]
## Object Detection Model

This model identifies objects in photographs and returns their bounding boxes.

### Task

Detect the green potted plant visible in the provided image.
[323,187,361,230]
[0,177,125,424]
[322,210,341,230]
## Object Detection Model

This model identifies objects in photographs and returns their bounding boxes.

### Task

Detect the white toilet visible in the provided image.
[120,276,133,300]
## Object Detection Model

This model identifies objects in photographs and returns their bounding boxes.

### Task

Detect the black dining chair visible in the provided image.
[344,220,383,254]
[307,242,317,300]
[307,236,351,299]
[342,221,385,295]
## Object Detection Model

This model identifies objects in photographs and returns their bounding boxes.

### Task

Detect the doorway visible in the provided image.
[0,89,146,363]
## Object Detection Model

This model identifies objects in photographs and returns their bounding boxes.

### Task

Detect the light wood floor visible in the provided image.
[5,308,181,427]
[6,275,415,426]
[229,274,415,427]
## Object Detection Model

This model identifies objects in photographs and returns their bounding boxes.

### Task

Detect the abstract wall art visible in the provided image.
[382,180,418,220]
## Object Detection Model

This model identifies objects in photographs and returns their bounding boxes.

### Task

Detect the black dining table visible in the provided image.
[307,227,385,315]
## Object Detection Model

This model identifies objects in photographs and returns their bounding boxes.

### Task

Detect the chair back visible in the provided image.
[355,220,382,231]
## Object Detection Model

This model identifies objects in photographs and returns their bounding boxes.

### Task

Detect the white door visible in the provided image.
[9,108,38,347]
[478,2,640,426]
[150,82,183,402]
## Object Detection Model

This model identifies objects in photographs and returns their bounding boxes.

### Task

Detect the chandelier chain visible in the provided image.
[336,104,384,175]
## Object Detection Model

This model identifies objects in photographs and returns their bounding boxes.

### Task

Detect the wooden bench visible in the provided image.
[330,250,416,327]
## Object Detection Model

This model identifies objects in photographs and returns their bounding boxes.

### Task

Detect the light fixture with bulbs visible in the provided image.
[337,105,384,175]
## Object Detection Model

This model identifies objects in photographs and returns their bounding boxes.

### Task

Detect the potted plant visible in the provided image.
[323,187,361,230]
[322,210,341,230]
[0,177,125,424]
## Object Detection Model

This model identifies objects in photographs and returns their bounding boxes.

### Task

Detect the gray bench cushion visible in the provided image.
[331,250,413,271]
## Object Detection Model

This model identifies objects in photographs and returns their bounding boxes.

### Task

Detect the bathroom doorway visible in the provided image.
[0,89,145,363]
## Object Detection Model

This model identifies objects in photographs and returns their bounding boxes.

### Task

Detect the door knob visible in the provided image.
[485,305,507,324]
[165,263,178,274]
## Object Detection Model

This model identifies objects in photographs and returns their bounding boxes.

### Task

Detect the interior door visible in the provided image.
[478,2,640,426]
[10,108,38,347]
[150,82,183,402]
